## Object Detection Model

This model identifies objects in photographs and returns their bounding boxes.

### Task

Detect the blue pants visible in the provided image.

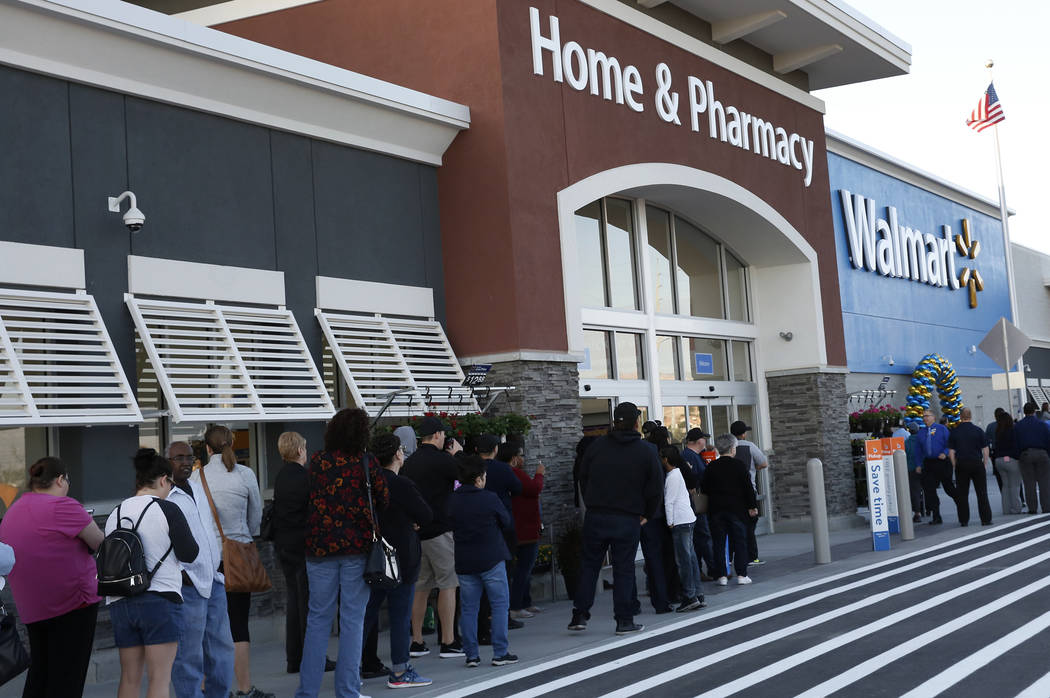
[510,542,538,611]
[363,580,416,673]
[172,579,235,698]
[573,511,641,622]
[671,523,702,600]
[460,562,510,659]
[296,555,369,698]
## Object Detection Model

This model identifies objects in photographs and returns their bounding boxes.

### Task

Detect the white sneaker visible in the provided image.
[717,576,728,586]
[510,609,534,619]
[737,576,753,585]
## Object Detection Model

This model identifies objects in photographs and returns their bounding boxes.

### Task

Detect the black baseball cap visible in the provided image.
[685,427,711,442]
[730,420,751,436]
[614,402,642,423]
[474,433,500,454]
[417,415,451,436]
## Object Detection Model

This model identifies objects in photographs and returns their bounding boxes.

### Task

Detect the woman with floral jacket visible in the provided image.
[295,408,388,698]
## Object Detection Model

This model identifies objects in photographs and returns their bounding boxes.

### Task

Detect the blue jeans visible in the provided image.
[172,579,235,698]
[709,511,749,578]
[510,543,539,611]
[573,511,641,622]
[692,514,716,575]
[459,562,510,659]
[295,555,369,698]
[671,524,702,599]
[363,580,416,672]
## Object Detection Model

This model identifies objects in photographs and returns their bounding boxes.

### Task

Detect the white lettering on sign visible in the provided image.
[529,7,817,188]
[839,190,966,292]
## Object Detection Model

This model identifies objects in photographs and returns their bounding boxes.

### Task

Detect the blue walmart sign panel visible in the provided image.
[828,152,1012,377]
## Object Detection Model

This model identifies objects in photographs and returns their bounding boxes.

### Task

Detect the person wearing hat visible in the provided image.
[568,402,663,636]
[682,428,716,580]
[729,420,768,566]
[401,416,466,660]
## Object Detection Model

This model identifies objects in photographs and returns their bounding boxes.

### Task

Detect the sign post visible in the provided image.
[881,437,905,534]
[864,439,891,551]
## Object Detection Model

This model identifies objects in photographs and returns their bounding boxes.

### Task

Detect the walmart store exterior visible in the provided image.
[0,0,1038,549]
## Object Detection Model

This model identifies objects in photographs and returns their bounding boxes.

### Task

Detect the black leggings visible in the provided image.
[226,591,252,643]
[23,603,98,698]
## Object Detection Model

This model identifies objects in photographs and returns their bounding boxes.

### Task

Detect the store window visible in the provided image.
[663,405,687,444]
[683,337,728,381]
[656,335,680,380]
[580,330,612,380]
[674,216,723,319]
[573,199,639,310]
[0,427,46,512]
[737,404,758,444]
[646,207,675,314]
[726,252,749,322]
[614,333,645,380]
[731,341,753,382]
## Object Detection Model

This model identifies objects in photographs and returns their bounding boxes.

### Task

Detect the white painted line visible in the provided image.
[607,534,1050,698]
[794,572,1050,696]
[897,608,1050,698]
[435,517,1050,698]
[1017,670,1050,697]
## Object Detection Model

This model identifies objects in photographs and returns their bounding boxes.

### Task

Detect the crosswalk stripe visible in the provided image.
[436,520,1050,692]
[898,607,1050,697]
[1017,670,1050,697]
[435,518,1050,698]
[795,571,1050,697]
[489,522,1050,696]
[605,534,1050,698]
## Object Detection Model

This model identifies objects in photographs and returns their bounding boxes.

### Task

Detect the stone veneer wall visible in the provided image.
[767,370,856,527]
[483,359,583,540]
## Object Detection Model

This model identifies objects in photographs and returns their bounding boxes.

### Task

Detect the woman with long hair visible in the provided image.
[106,449,199,698]
[0,457,104,697]
[296,408,389,698]
[193,425,270,698]
[994,411,1023,514]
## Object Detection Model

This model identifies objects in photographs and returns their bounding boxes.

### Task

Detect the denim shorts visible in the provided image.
[109,592,184,648]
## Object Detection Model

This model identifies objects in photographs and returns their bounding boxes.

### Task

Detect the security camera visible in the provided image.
[583,384,592,392]
[108,191,145,232]
[888,358,895,366]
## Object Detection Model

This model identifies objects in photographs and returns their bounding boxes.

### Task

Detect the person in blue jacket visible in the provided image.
[917,408,954,524]
[447,456,518,669]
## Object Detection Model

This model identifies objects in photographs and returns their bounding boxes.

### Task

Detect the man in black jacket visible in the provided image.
[569,402,663,636]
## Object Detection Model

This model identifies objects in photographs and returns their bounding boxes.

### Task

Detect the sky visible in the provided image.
[815,0,1050,254]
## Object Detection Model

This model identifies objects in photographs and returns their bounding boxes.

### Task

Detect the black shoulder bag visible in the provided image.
[363,456,401,590]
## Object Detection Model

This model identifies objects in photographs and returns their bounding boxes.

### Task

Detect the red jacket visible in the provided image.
[510,467,543,544]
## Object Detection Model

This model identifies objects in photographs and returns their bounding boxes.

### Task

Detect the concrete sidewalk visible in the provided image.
[2,474,1018,697]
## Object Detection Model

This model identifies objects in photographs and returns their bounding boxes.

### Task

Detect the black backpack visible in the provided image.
[96,498,172,597]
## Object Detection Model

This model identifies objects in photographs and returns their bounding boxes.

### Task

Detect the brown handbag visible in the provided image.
[198,467,272,593]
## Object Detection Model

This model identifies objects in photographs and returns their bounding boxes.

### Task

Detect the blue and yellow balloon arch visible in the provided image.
[903,353,964,428]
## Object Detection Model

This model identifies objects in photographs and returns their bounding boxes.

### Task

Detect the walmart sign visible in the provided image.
[839,191,984,307]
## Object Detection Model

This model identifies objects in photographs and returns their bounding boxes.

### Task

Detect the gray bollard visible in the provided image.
[808,458,831,564]
[893,449,915,541]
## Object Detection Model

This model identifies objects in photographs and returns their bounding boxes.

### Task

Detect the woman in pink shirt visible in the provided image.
[0,457,104,697]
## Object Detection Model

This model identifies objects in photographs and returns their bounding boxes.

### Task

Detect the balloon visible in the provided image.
[902,353,965,429]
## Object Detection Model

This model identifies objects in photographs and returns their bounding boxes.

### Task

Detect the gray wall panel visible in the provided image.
[313,142,428,289]
[125,97,276,269]
[0,66,74,247]
[419,167,446,323]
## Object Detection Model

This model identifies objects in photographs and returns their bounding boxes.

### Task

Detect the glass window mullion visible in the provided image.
[599,199,612,307]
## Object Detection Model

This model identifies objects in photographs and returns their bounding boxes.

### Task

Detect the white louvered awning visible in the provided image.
[0,288,142,426]
[317,311,479,417]
[127,295,334,423]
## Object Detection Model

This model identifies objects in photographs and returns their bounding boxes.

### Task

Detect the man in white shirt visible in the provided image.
[729,421,768,566]
[167,441,235,698]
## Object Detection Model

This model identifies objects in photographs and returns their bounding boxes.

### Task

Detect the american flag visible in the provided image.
[966,82,1005,132]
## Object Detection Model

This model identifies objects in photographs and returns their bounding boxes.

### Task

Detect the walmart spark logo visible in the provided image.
[955,219,983,309]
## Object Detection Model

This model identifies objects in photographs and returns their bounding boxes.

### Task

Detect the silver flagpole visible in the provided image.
[986,60,1024,415]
